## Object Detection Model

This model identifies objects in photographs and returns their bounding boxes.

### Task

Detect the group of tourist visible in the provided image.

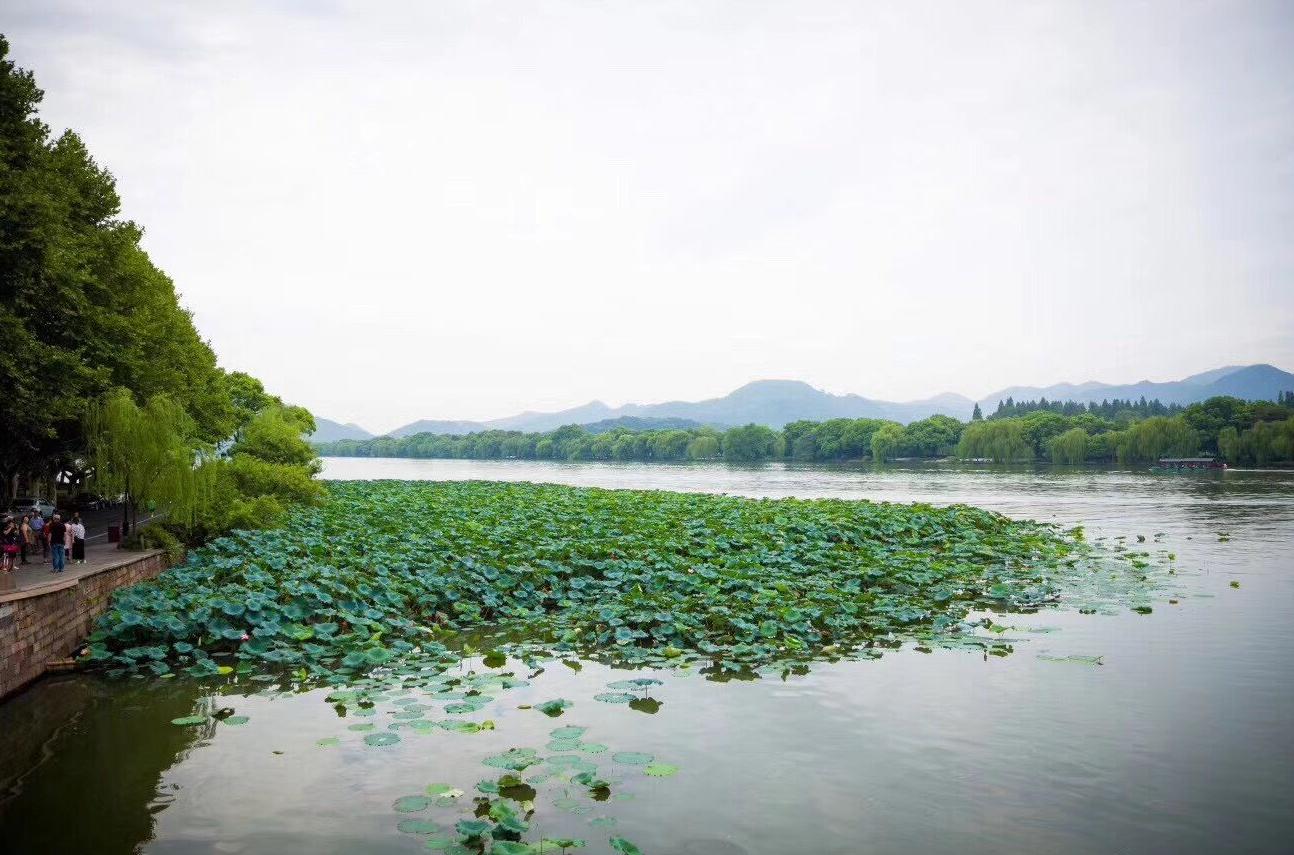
[0,511,86,574]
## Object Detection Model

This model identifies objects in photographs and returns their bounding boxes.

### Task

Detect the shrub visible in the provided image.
[120,522,184,561]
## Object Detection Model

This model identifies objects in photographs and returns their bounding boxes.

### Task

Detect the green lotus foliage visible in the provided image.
[90,481,1147,676]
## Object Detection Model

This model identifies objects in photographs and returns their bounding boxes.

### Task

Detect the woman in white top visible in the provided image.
[69,513,87,564]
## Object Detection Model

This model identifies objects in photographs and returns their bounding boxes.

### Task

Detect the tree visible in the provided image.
[1217,426,1241,463]
[686,435,720,460]
[0,38,262,496]
[722,424,778,462]
[85,389,203,535]
[957,420,1033,462]
[899,415,962,458]
[1115,416,1198,464]
[870,423,904,462]
[971,402,983,421]
[230,406,321,471]
[1048,428,1089,464]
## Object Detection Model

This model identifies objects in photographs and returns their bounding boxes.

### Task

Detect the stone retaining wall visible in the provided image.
[0,550,170,700]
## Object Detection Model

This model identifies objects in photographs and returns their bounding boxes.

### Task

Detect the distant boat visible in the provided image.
[1151,457,1227,473]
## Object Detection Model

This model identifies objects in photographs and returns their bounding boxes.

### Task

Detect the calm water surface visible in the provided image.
[2,459,1292,854]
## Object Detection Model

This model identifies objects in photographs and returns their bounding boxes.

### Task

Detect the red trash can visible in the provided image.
[108,525,121,544]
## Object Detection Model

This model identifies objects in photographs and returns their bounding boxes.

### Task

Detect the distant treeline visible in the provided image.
[316,394,1294,466]
[988,396,1184,420]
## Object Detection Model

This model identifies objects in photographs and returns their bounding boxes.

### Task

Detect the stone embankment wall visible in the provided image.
[0,550,170,700]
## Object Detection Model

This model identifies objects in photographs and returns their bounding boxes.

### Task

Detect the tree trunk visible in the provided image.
[121,485,131,538]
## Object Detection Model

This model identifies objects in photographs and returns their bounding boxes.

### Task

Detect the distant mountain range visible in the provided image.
[308,363,1294,440]
[309,418,376,442]
[981,363,1293,408]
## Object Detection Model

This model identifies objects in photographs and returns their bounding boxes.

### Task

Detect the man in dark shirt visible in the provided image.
[47,515,67,572]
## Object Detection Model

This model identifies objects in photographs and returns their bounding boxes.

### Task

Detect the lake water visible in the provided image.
[2,459,1292,854]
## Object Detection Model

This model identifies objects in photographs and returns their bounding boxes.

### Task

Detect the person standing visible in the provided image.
[30,510,46,560]
[20,514,33,565]
[70,513,86,564]
[48,514,67,573]
[1,517,19,573]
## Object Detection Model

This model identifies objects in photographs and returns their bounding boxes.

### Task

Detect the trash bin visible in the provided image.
[108,524,121,544]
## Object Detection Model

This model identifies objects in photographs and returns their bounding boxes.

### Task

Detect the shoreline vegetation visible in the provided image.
[0,39,321,550]
[315,394,1294,468]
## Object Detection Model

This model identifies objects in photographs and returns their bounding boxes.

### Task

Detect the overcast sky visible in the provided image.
[6,1,1292,433]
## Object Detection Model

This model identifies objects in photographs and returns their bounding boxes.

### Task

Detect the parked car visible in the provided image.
[70,492,111,511]
[11,497,57,518]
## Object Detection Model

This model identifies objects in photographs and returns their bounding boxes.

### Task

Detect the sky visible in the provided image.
[6,1,1293,434]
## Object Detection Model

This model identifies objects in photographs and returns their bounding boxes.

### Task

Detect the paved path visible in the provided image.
[1,538,164,600]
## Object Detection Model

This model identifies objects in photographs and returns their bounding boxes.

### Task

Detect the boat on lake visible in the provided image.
[1151,456,1227,473]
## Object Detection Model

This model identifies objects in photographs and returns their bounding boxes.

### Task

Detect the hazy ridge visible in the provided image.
[311,363,1294,440]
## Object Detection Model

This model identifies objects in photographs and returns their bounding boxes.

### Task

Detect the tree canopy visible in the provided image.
[1,36,320,541]
[0,37,311,495]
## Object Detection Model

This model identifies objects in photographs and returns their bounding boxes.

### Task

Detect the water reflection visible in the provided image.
[0,676,208,853]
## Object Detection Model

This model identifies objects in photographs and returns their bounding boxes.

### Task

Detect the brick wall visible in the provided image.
[0,550,171,700]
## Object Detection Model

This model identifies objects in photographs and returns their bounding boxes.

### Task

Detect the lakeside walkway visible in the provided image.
[1,540,164,601]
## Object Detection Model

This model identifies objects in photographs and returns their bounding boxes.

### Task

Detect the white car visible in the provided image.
[11,497,57,519]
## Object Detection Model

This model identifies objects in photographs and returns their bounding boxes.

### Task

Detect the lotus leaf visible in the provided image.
[455,819,491,838]
[394,795,431,812]
[426,783,464,798]
[535,698,572,716]
[594,693,636,705]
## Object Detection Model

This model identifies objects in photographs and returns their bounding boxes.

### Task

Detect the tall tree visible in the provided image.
[85,389,202,534]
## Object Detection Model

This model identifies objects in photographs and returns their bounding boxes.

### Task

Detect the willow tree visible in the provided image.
[1048,427,1089,464]
[85,389,202,535]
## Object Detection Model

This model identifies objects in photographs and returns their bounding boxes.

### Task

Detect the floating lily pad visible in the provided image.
[578,742,608,754]
[609,838,642,855]
[393,795,431,812]
[612,752,654,766]
[643,763,678,777]
[396,819,440,834]
[425,783,463,799]
[347,723,376,732]
[589,817,617,828]
[171,716,206,726]
[315,737,340,748]
[594,693,635,705]
[535,698,572,716]
[444,702,483,715]
[547,739,582,752]
[221,715,249,726]
[550,725,587,740]
[607,678,662,690]
[1037,654,1103,665]
[483,748,541,770]
[365,732,401,747]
